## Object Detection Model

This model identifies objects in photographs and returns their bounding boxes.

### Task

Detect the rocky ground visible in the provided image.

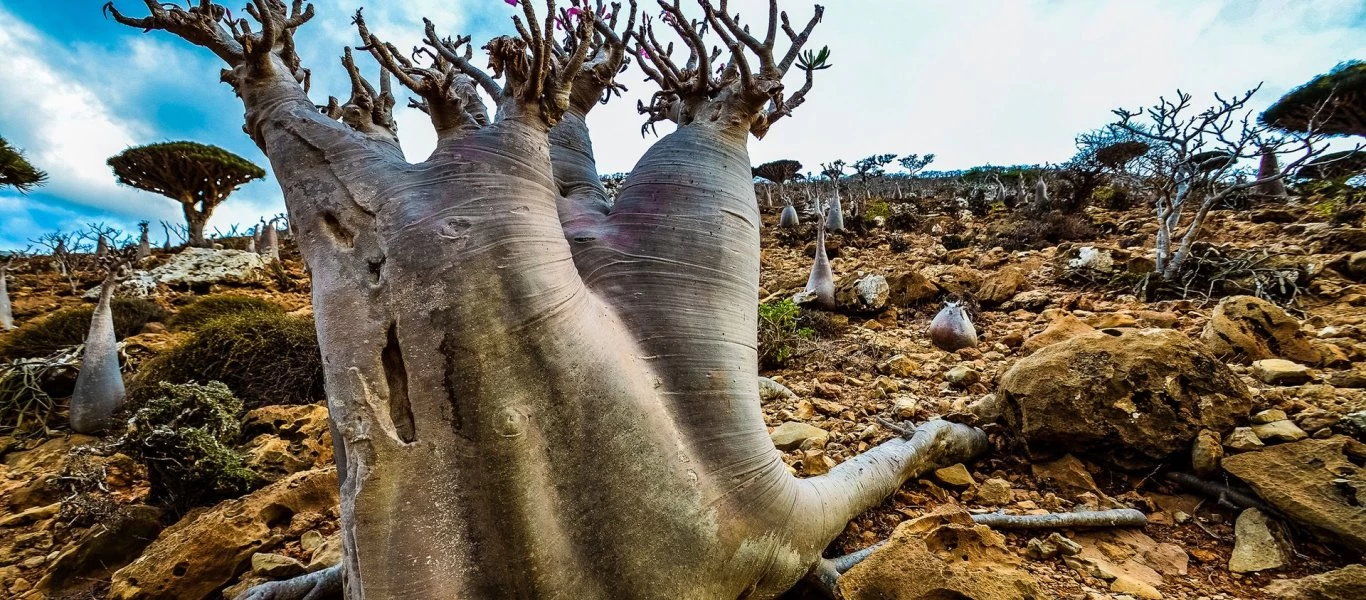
[1,199,1364,599]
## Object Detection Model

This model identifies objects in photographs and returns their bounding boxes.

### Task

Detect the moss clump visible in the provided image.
[0,298,165,359]
[169,294,285,331]
[758,299,815,369]
[137,311,323,408]
[117,381,261,512]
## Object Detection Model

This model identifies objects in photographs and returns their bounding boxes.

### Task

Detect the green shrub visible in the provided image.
[169,294,285,331]
[117,381,261,512]
[136,311,323,408]
[758,299,815,369]
[0,298,165,359]
[865,200,893,220]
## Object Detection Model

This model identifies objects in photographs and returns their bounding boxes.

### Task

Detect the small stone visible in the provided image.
[770,422,830,451]
[1251,359,1312,386]
[251,552,306,578]
[1191,429,1223,477]
[308,535,342,572]
[1294,409,1340,433]
[802,449,836,475]
[794,400,816,421]
[891,398,917,419]
[1031,454,1100,495]
[976,478,1013,506]
[1250,409,1288,424]
[1229,508,1290,573]
[1048,532,1082,556]
[1110,574,1163,599]
[1026,537,1058,560]
[21,556,45,568]
[944,365,980,387]
[1223,427,1265,451]
[300,530,325,553]
[872,376,900,395]
[933,463,975,487]
[881,354,919,377]
[10,578,32,593]
[0,502,60,528]
[811,398,847,415]
[1250,420,1308,443]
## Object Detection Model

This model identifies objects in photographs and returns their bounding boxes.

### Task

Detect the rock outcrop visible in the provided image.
[839,507,1042,599]
[109,468,338,600]
[1200,295,1319,365]
[999,328,1252,466]
[1222,436,1366,554]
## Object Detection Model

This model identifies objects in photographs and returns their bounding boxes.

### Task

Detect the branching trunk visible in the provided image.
[70,272,124,433]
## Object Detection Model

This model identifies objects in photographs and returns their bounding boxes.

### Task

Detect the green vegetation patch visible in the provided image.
[0,298,165,359]
[169,294,285,331]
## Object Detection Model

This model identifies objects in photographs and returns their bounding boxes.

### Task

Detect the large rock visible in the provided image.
[1201,295,1319,365]
[834,274,890,313]
[839,507,1043,600]
[886,271,939,306]
[1222,437,1366,553]
[1268,564,1366,599]
[240,404,334,480]
[1053,245,1155,281]
[1229,508,1291,573]
[88,248,268,298]
[769,422,829,451]
[977,266,1026,305]
[999,328,1252,466]
[1021,313,1096,354]
[109,468,339,600]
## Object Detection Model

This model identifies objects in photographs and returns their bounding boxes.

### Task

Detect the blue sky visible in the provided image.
[1,0,1364,250]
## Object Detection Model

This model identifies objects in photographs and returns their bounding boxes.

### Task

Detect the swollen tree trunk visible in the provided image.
[1256,149,1288,197]
[826,188,844,232]
[804,215,835,309]
[779,203,799,228]
[262,223,279,262]
[95,234,109,258]
[70,272,125,433]
[0,267,13,331]
[137,226,151,261]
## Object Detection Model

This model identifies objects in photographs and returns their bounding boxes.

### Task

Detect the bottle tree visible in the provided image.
[107,1,986,598]
[107,141,265,247]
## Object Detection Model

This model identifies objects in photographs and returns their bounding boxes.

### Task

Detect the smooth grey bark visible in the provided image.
[110,2,996,598]
[262,221,280,262]
[972,508,1147,529]
[0,266,12,331]
[825,188,844,232]
[137,223,152,261]
[70,272,125,433]
[780,203,799,227]
[804,212,836,309]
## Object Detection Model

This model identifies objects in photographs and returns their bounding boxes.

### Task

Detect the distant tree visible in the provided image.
[851,153,897,203]
[107,141,265,247]
[1261,60,1366,138]
[1113,86,1344,281]
[0,136,47,193]
[897,153,935,177]
[753,159,803,207]
[1059,126,1150,211]
[1296,149,1366,181]
[1255,146,1288,197]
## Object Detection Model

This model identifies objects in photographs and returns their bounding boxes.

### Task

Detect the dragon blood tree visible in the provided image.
[107,141,265,247]
[753,158,802,208]
[0,136,47,193]
[1262,60,1366,138]
[107,1,986,598]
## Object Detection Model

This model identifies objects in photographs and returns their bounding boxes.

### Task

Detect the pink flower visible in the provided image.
[567,7,582,17]
[504,0,518,5]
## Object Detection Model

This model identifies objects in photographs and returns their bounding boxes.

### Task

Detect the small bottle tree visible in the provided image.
[752,159,802,209]
[107,141,265,247]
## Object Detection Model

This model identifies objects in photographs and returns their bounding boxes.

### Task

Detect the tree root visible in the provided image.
[234,564,342,600]
[1163,472,1271,512]
[971,508,1148,529]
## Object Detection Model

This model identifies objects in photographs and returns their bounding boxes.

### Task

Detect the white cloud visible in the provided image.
[3,0,1364,251]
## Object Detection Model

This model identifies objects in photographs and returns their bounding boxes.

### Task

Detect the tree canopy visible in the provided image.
[107,141,265,206]
[1296,149,1366,181]
[1261,60,1366,137]
[752,159,803,184]
[0,136,48,193]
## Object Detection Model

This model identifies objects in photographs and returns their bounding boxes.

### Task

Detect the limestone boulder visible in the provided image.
[977,266,1027,305]
[834,274,890,313]
[1222,437,1366,553]
[1201,295,1319,365]
[1268,564,1366,599]
[999,328,1252,466]
[886,271,939,306]
[240,404,334,480]
[1021,313,1096,354]
[109,468,339,600]
[839,507,1043,600]
[87,248,268,298]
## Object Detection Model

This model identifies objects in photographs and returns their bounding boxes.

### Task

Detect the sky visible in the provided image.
[1,0,1364,250]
